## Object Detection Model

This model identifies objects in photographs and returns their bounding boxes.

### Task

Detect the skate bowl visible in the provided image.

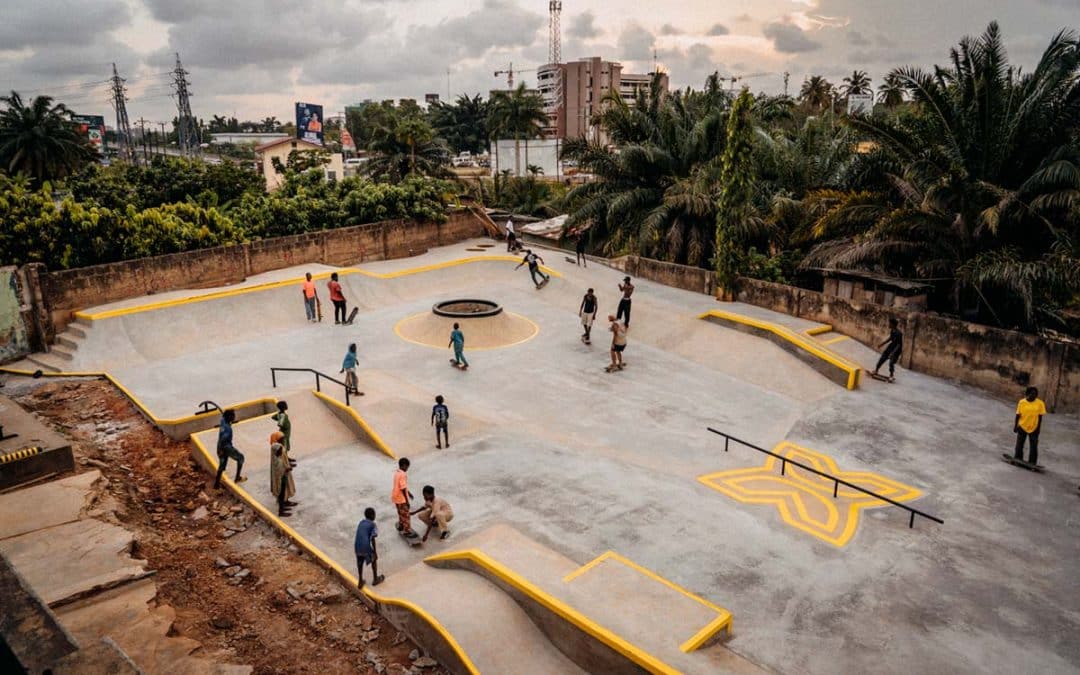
[395,300,538,349]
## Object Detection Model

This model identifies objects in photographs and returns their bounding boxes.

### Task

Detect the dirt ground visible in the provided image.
[10,377,448,675]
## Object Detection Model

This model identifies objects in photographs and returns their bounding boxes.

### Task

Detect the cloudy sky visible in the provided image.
[1,0,1075,124]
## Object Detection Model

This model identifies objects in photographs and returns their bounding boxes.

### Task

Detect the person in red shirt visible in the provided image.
[391,458,418,538]
[301,272,319,322]
[327,272,347,324]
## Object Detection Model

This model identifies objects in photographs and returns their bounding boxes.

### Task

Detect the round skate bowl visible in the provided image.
[395,300,537,349]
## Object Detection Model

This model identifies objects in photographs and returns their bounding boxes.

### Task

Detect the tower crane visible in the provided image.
[727,72,771,91]
[493,63,539,90]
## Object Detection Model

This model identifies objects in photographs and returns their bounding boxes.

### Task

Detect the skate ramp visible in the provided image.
[394,310,538,349]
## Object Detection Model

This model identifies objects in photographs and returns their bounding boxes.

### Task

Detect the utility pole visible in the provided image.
[158,122,167,155]
[172,53,200,157]
[446,68,451,101]
[109,63,135,163]
[783,71,790,97]
[138,118,148,163]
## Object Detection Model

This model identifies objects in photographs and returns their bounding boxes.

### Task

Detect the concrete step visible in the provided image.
[49,344,75,361]
[73,315,91,327]
[55,334,83,350]
[65,324,89,338]
[25,353,65,373]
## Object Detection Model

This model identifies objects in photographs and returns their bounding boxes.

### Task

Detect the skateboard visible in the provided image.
[316,298,323,322]
[581,335,591,345]
[449,359,467,370]
[604,364,625,373]
[868,372,894,383]
[1000,454,1044,472]
[564,256,577,264]
[398,529,423,546]
[536,276,550,290]
[344,307,359,325]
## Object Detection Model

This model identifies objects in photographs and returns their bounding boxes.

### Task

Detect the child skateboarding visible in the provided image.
[354,507,385,588]
[340,343,362,395]
[1009,386,1047,468]
[516,250,549,289]
[579,288,598,344]
[448,323,469,370]
[432,395,450,449]
[617,277,634,326]
[302,272,319,323]
[392,458,418,540]
[872,318,903,381]
[606,314,627,372]
[411,486,454,542]
[327,272,348,325]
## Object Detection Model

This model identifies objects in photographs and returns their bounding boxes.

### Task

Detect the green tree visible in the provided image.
[488,84,548,176]
[876,72,906,107]
[429,94,490,154]
[841,70,872,97]
[0,91,96,184]
[365,107,449,181]
[714,89,762,291]
[798,76,836,113]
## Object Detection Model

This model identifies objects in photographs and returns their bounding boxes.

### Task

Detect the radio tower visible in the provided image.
[548,1,562,65]
[109,63,136,163]
[540,1,563,145]
[172,53,200,156]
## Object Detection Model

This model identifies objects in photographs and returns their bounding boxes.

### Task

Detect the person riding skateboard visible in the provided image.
[448,323,469,370]
[354,507,385,588]
[328,272,348,324]
[302,272,319,323]
[579,288,598,344]
[214,409,247,488]
[411,485,453,542]
[1013,386,1047,466]
[392,458,418,539]
[516,250,549,289]
[873,318,903,381]
[617,277,634,326]
[432,395,450,449]
[341,342,361,394]
[606,314,627,372]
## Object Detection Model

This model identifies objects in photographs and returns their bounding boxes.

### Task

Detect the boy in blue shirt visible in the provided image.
[448,323,469,370]
[354,507,384,588]
[214,409,247,489]
[432,395,450,449]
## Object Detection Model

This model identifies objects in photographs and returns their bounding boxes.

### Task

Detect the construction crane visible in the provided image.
[493,63,539,90]
[727,72,771,92]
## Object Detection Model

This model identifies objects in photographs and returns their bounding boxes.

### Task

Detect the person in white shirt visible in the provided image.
[505,218,517,252]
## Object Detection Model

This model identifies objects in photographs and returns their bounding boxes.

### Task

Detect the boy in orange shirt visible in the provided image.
[392,458,418,538]
[1013,386,1047,466]
[302,272,319,322]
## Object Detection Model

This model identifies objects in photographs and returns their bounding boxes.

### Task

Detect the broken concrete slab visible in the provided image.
[0,470,100,541]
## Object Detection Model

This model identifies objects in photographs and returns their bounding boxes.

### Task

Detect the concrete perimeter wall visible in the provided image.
[617,255,1079,413]
[31,209,487,338]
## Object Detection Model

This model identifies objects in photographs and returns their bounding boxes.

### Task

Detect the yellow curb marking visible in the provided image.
[698,441,922,547]
[0,446,41,464]
[310,389,396,458]
[563,550,732,652]
[820,335,850,346]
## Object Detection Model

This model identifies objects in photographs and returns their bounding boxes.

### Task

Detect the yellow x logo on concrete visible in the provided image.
[698,442,922,547]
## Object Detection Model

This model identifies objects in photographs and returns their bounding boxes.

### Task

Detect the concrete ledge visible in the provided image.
[0,552,79,672]
[425,549,679,675]
[699,310,861,389]
[311,390,396,458]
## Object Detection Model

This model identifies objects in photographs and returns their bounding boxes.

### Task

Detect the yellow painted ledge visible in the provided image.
[75,256,562,321]
[699,310,862,390]
[562,551,732,653]
[426,549,680,675]
[311,389,396,458]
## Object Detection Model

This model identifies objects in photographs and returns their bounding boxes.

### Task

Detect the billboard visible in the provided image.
[847,94,873,116]
[72,114,106,152]
[295,102,324,145]
[340,128,356,153]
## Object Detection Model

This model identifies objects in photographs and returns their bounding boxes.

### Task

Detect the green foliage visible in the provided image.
[714,90,760,290]
[68,157,264,210]
[358,104,450,182]
[0,91,97,184]
[429,94,490,154]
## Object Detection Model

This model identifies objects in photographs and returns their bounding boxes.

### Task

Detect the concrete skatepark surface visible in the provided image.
[24,240,1080,674]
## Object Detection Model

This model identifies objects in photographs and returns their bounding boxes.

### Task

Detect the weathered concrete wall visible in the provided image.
[623,256,716,295]
[39,210,487,333]
[0,267,31,363]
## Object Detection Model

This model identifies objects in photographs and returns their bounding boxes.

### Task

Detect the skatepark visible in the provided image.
[15,239,1080,674]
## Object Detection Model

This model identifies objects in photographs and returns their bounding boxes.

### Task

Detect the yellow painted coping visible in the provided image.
[803,325,833,337]
[0,369,478,673]
[820,335,850,346]
[190,435,479,675]
[310,389,396,458]
[562,550,732,653]
[75,256,562,321]
[698,310,862,390]
[425,549,680,675]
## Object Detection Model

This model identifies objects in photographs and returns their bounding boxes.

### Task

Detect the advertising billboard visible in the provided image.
[72,114,106,153]
[847,94,873,116]
[295,102,324,145]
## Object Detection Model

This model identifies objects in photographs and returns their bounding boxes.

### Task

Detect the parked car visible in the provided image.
[452,152,475,168]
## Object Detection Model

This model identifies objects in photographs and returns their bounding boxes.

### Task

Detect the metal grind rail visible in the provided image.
[271,367,353,406]
[707,427,944,529]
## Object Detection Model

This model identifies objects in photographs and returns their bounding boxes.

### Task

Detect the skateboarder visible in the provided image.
[411,486,454,542]
[516,250,549,289]
[271,401,295,467]
[606,314,627,372]
[1014,386,1047,466]
[575,233,587,267]
[270,432,296,517]
[392,458,418,538]
[449,323,469,370]
[873,318,903,380]
[617,277,634,326]
[579,288,598,344]
[354,507,385,588]
[302,272,319,323]
[340,343,360,394]
[214,409,247,488]
[505,217,517,252]
[327,272,347,324]
[432,395,450,449]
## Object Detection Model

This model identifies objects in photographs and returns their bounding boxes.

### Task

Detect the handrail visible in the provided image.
[271,367,351,406]
[707,428,943,529]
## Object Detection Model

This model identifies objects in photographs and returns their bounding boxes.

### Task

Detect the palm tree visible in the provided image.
[841,70,872,97]
[0,91,96,184]
[798,76,836,113]
[804,22,1080,329]
[429,94,490,154]
[876,72,906,107]
[260,116,279,133]
[488,84,547,176]
[365,110,450,181]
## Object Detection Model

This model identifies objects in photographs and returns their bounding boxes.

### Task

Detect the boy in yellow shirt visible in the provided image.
[1013,387,1047,466]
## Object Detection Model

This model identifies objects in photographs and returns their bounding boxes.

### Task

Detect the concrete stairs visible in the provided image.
[24,319,91,373]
